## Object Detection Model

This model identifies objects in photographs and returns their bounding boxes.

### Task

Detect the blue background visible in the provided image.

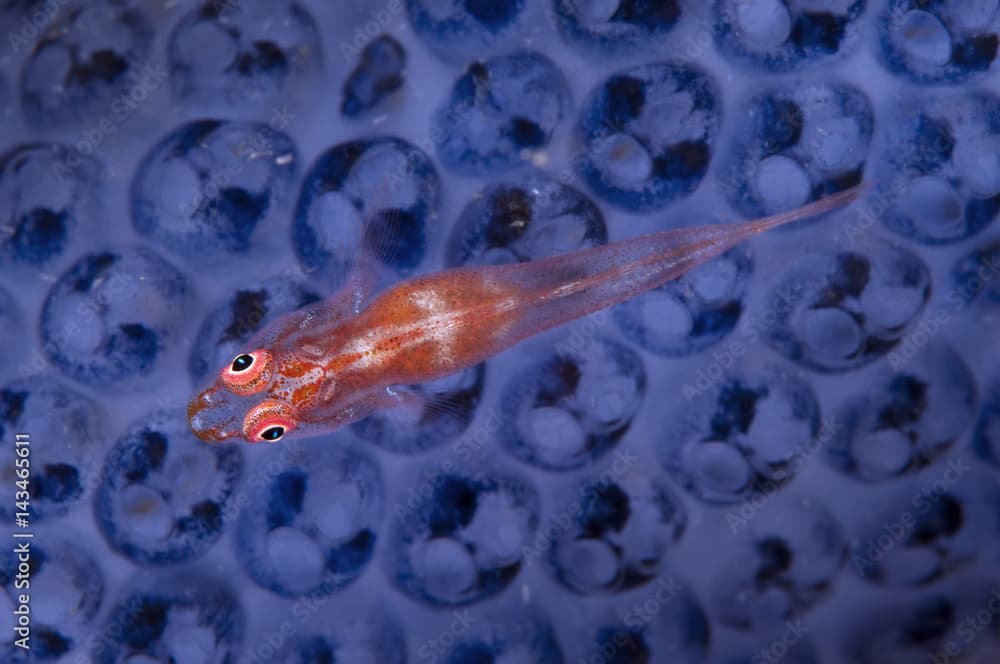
[1,0,1000,662]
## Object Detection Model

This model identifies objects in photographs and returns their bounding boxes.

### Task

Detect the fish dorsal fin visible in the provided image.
[343,148,412,313]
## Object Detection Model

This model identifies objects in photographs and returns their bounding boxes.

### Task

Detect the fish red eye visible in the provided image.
[220,349,273,395]
[243,399,298,443]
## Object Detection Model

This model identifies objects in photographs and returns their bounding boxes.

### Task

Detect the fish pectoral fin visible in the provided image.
[345,178,411,314]
[379,385,427,424]
[379,385,475,427]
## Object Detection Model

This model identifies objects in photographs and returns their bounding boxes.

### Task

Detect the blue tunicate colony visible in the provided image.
[0,0,999,661]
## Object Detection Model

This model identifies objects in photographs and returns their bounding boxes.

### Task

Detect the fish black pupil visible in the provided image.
[232,354,253,372]
[262,426,284,441]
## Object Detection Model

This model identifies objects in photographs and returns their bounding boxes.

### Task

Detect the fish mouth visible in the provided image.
[187,385,240,442]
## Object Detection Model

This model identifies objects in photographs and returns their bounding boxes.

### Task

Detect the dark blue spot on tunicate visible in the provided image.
[755,537,793,584]
[71,252,117,292]
[908,495,963,545]
[313,142,368,192]
[221,290,268,344]
[791,12,847,54]
[326,528,375,574]
[464,0,522,30]
[951,34,999,71]
[454,61,489,100]
[710,383,761,437]
[179,500,223,537]
[505,117,546,148]
[611,0,681,28]
[479,561,521,594]
[35,628,72,657]
[17,548,44,579]
[604,75,646,126]
[170,120,224,157]
[341,34,406,118]
[903,599,953,645]
[953,244,1000,304]
[237,41,289,76]
[0,389,27,423]
[2,545,45,581]
[429,477,479,535]
[965,194,1000,236]
[124,431,168,482]
[817,168,864,196]
[70,49,129,86]
[123,598,170,649]
[12,208,67,263]
[267,470,307,529]
[212,187,268,249]
[877,375,927,428]
[672,67,714,111]
[652,141,710,181]
[989,104,1000,135]
[760,98,804,154]
[683,606,711,650]
[114,323,160,366]
[691,302,743,337]
[292,221,327,274]
[536,357,582,406]
[200,1,226,19]
[447,641,494,664]
[596,627,650,664]
[297,636,336,664]
[486,187,533,246]
[829,253,871,300]
[580,483,631,535]
[910,115,954,173]
[31,463,82,503]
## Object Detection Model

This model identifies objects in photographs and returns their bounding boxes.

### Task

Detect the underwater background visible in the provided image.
[1,0,1000,661]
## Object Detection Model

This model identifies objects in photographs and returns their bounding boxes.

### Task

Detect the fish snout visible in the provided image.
[187,385,240,442]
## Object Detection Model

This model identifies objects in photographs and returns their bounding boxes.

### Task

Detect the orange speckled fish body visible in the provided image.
[188,184,867,444]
